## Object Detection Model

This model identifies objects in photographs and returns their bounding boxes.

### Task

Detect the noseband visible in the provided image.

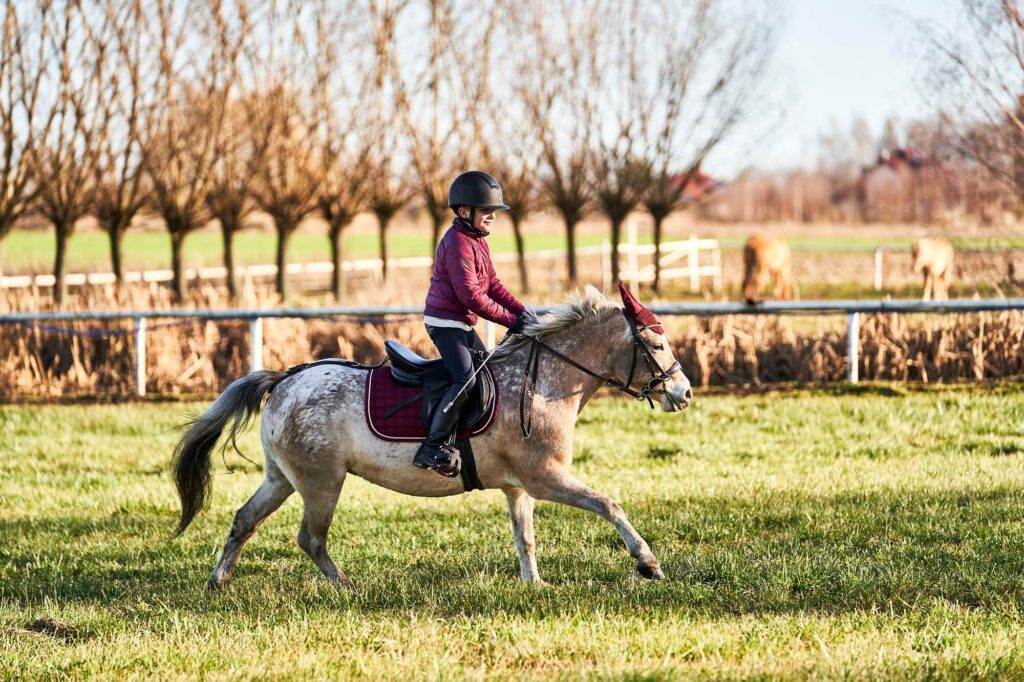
[518,315,683,437]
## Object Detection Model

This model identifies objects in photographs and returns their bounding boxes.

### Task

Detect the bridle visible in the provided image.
[518,312,684,437]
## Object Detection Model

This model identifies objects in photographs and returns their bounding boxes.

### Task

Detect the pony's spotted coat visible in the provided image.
[173,286,693,588]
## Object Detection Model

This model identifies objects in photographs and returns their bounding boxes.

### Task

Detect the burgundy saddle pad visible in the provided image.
[364,366,498,442]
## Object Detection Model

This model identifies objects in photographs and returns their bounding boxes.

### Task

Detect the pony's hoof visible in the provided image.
[206,577,228,591]
[637,560,665,580]
[330,576,357,592]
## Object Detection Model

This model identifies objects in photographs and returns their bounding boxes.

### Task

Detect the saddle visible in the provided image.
[364,340,498,442]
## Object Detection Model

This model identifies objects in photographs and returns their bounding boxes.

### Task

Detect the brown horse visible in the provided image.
[172,286,692,589]
[742,234,794,304]
[911,237,954,300]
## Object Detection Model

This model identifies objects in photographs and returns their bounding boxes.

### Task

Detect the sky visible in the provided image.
[713,0,961,174]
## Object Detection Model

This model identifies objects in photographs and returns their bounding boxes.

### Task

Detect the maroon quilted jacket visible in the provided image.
[423,218,525,327]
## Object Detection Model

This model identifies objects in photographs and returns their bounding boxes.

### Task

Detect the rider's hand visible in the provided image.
[510,311,537,335]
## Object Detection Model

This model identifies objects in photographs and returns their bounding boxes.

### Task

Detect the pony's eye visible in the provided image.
[651,344,665,351]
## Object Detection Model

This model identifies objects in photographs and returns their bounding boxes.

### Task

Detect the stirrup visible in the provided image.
[413,442,462,478]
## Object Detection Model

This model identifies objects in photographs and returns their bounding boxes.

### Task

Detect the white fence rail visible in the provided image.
[614,223,722,292]
[5,236,1017,296]
[4,297,1023,396]
[1,227,724,295]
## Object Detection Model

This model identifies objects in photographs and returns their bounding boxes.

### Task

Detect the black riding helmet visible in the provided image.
[448,171,510,215]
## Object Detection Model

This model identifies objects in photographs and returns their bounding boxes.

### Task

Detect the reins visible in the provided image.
[518,314,683,438]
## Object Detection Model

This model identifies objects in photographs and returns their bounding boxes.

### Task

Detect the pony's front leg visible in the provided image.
[525,467,664,580]
[503,487,542,583]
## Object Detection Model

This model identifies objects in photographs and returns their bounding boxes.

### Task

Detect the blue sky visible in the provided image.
[713,0,960,173]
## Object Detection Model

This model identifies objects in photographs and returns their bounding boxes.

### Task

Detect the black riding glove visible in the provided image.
[510,311,537,335]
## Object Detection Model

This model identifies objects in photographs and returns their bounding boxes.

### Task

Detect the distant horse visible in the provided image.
[172,285,692,589]
[742,234,794,304]
[911,237,954,300]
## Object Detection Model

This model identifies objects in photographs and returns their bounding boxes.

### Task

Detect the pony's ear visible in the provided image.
[583,284,607,302]
[618,282,665,334]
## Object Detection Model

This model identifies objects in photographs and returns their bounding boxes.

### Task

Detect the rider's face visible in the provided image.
[459,207,497,231]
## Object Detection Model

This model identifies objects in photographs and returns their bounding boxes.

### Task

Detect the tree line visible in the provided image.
[0,0,773,303]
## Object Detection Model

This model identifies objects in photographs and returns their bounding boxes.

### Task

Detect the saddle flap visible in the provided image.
[365,364,498,442]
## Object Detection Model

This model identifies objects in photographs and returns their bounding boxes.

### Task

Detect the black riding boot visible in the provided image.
[412,384,468,477]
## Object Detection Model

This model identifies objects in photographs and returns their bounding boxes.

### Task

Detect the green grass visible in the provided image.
[8,224,1022,278]
[3,387,1024,678]
[0,227,622,275]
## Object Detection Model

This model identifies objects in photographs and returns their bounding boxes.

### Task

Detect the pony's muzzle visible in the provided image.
[660,381,692,411]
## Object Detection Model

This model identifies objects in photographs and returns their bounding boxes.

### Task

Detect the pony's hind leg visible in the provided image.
[296,471,355,590]
[208,461,294,590]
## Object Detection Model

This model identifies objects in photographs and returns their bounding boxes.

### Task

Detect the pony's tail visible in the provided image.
[172,370,283,537]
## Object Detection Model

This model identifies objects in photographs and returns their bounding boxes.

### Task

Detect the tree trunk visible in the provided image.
[377,216,390,283]
[511,215,529,294]
[275,225,291,299]
[652,214,664,294]
[171,230,187,302]
[222,227,238,299]
[431,214,444,254]
[565,217,577,288]
[54,226,70,305]
[610,217,623,284]
[329,222,344,301]
[0,238,5,312]
[109,224,125,283]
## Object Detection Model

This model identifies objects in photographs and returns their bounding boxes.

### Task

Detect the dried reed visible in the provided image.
[3,286,1022,398]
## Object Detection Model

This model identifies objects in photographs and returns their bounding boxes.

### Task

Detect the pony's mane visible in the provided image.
[492,286,620,360]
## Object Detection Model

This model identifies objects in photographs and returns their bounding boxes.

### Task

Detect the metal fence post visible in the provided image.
[250,317,263,371]
[134,317,146,397]
[874,248,883,291]
[847,311,860,383]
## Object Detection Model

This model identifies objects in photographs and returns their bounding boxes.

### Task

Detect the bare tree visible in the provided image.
[638,0,774,292]
[206,99,258,300]
[307,0,371,301]
[643,170,687,293]
[472,0,537,292]
[318,147,371,300]
[916,1,1024,206]
[0,2,58,285]
[95,0,152,285]
[143,0,224,302]
[585,1,652,285]
[365,0,412,284]
[397,1,462,253]
[367,154,412,284]
[203,0,256,299]
[517,0,597,287]
[36,2,108,304]
[592,156,651,285]
[249,85,324,299]
[490,157,537,292]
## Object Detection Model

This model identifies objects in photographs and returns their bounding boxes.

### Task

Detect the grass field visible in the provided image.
[5,221,1024,276]
[0,225,619,275]
[3,387,1024,679]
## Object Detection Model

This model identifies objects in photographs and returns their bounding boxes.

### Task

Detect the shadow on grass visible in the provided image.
[3,484,1024,621]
